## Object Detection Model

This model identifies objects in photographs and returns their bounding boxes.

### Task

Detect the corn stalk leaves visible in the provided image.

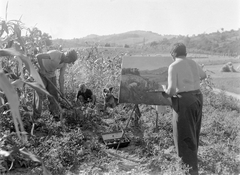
[0,146,52,174]
[16,37,25,51]
[17,55,44,87]
[19,147,52,175]
[0,35,12,45]
[2,21,9,34]
[0,71,25,142]
[11,79,24,88]
[15,57,24,79]
[0,97,4,108]
[42,166,52,175]
[13,23,21,38]
[19,147,41,163]
[0,91,4,98]
[0,48,44,88]
[0,48,21,57]
[25,81,51,96]
[0,27,4,37]
[0,149,12,157]
[5,1,8,21]
[11,79,51,96]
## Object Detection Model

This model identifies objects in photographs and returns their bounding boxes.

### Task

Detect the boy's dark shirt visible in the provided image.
[77,89,93,102]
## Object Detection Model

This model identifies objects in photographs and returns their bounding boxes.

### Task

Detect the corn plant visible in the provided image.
[0,2,54,174]
[65,45,123,100]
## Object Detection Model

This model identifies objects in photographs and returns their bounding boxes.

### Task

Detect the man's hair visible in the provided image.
[79,84,86,92]
[170,43,187,57]
[66,49,78,62]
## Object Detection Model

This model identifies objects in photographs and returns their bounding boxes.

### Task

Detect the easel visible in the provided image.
[153,105,166,132]
[116,104,165,150]
[116,104,140,150]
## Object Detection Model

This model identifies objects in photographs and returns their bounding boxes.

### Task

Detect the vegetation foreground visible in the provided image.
[1,48,240,175]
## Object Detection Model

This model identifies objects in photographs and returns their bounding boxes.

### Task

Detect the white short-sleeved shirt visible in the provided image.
[42,50,66,78]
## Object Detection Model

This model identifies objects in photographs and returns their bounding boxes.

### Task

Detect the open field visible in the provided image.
[193,55,240,66]
[203,62,240,94]
[188,55,240,94]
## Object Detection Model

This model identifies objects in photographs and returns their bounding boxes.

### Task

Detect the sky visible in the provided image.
[0,0,239,39]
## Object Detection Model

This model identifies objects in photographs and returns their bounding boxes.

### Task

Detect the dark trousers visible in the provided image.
[33,73,59,118]
[171,90,203,175]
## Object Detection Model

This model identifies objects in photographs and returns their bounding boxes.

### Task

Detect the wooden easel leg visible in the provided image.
[154,106,166,132]
[133,105,141,126]
[116,104,138,150]
[154,110,159,132]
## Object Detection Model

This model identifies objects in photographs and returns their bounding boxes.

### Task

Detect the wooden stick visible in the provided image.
[116,104,138,150]
[155,110,159,131]
[43,74,73,108]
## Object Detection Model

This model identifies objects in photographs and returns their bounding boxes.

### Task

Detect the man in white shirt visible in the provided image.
[162,43,206,175]
[34,49,78,120]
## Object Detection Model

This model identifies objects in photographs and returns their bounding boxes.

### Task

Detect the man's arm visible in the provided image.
[36,53,50,72]
[87,89,93,101]
[59,64,66,95]
[163,65,177,97]
[75,90,80,102]
[197,63,207,80]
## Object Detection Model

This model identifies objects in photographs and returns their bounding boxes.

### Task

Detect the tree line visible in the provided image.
[150,29,240,56]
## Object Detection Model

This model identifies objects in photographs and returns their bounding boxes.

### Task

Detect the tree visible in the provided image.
[105,43,111,47]
[150,41,158,47]
[42,32,52,46]
[160,38,170,45]
[124,44,130,48]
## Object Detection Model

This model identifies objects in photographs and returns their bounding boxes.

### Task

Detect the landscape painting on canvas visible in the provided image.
[119,56,173,105]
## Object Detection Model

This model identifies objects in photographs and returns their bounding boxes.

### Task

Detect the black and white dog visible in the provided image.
[102,87,119,111]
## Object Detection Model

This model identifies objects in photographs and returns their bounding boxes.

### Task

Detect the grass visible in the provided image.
[192,55,240,94]
[193,55,240,66]
[2,79,240,175]
[203,63,240,94]
[212,77,240,94]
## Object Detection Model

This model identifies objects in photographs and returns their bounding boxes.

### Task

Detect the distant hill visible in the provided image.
[140,67,168,83]
[90,30,168,45]
[140,67,168,75]
[53,29,240,55]
[53,30,176,47]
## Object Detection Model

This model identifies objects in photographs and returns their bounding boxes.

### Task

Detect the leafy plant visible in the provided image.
[65,45,122,100]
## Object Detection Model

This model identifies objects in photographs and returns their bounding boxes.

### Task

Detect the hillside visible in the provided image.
[53,29,240,55]
[53,30,176,47]
[140,67,168,75]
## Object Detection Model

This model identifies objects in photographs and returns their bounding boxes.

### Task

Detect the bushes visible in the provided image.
[199,81,240,174]
[34,128,85,174]
[64,46,122,100]
[203,88,240,112]
[199,110,240,174]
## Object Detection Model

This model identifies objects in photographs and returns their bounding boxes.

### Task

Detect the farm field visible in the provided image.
[203,62,240,94]
[193,55,240,66]
[189,55,240,94]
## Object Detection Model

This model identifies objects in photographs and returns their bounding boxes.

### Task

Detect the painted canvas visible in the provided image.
[119,56,173,105]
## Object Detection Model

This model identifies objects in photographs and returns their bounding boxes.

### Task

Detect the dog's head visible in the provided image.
[103,87,118,109]
[103,87,114,98]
